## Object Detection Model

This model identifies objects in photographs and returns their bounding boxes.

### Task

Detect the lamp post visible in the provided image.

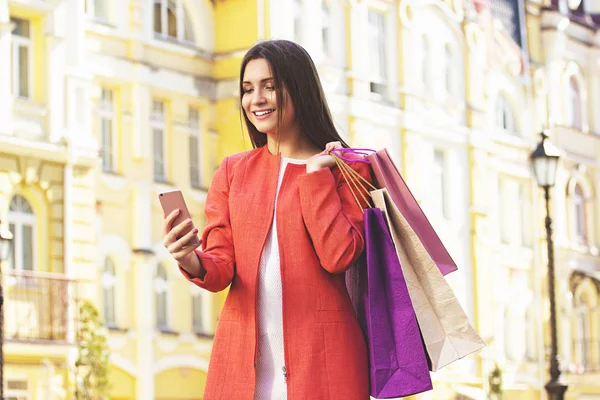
[529,130,568,400]
[0,223,13,400]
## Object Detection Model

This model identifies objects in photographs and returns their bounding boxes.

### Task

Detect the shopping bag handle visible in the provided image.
[330,148,376,164]
[331,152,377,210]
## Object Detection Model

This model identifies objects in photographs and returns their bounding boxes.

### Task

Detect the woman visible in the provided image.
[163,40,370,400]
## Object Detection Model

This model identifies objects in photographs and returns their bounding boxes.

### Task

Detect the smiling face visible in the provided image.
[241,58,296,137]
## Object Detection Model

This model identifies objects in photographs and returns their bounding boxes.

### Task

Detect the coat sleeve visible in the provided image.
[179,156,235,292]
[296,161,371,274]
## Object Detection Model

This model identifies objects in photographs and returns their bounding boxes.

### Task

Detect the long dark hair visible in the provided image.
[239,40,349,150]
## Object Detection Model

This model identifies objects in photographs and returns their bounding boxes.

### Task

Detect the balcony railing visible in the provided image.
[3,270,82,344]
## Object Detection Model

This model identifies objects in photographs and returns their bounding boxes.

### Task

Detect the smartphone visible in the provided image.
[158,190,201,247]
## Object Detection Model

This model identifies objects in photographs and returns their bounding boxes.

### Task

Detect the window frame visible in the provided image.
[293,0,303,43]
[85,0,111,23]
[431,149,449,220]
[101,257,117,328]
[367,8,387,86]
[495,94,518,135]
[7,195,36,273]
[572,184,587,243]
[10,17,33,100]
[420,34,431,90]
[151,99,167,182]
[443,43,454,96]
[154,264,170,331]
[567,76,583,130]
[321,1,331,59]
[188,107,202,189]
[99,88,117,173]
[153,0,195,45]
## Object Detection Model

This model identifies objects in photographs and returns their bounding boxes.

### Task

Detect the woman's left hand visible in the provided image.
[306,141,343,173]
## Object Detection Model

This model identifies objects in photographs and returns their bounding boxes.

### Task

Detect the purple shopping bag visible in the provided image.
[360,207,432,399]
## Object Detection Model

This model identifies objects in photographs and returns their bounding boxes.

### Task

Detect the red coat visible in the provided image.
[180,145,370,399]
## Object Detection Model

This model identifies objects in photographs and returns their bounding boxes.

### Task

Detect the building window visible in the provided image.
[567,76,583,130]
[573,293,591,372]
[153,0,195,44]
[499,179,529,246]
[495,95,517,134]
[192,291,204,334]
[525,306,538,361]
[368,9,386,95]
[10,17,32,99]
[421,35,431,90]
[443,43,454,95]
[293,0,303,42]
[99,88,116,172]
[154,264,169,330]
[85,0,110,21]
[7,195,35,272]
[489,0,523,47]
[573,184,587,242]
[322,1,331,58]
[101,257,117,327]
[432,149,449,219]
[189,107,202,188]
[6,379,28,400]
[151,100,167,182]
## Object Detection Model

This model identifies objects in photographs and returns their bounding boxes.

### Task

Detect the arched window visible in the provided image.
[155,264,169,330]
[573,183,587,242]
[153,0,195,44]
[495,95,517,134]
[7,195,35,272]
[101,258,117,327]
[567,76,582,130]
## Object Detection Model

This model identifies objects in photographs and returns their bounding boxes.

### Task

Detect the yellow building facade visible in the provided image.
[1,0,599,399]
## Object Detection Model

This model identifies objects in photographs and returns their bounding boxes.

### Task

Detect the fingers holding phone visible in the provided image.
[159,191,203,265]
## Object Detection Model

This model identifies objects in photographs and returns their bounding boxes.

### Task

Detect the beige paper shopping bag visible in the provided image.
[372,189,485,371]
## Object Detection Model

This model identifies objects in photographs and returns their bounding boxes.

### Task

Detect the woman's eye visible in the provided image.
[265,86,275,90]
[243,88,253,94]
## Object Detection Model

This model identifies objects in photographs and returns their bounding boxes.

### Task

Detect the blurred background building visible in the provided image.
[0,0,599,399]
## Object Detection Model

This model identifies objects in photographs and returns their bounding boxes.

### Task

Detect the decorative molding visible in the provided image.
[153,355,209,374]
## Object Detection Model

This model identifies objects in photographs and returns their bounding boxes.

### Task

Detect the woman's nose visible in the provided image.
[251,90,267,105]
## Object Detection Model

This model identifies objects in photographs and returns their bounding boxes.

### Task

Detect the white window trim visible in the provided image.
[7,205,36,272]
[189,108,203,188]
[151,100,168,182]
[11,21,33,100]
[99,88,117,173]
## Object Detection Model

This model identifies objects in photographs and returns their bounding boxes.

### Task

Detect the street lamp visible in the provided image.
[0,223,13,400]
[529,130,568,400]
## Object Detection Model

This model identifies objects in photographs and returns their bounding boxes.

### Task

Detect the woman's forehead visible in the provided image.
[243,59,273,82]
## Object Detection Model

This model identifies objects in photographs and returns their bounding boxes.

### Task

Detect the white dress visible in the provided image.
[254,157,307,400]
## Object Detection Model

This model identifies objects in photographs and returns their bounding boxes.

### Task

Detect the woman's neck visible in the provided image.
[267,129,319,160]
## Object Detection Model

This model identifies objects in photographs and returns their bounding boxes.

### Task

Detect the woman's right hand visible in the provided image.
[163,210,203,272]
